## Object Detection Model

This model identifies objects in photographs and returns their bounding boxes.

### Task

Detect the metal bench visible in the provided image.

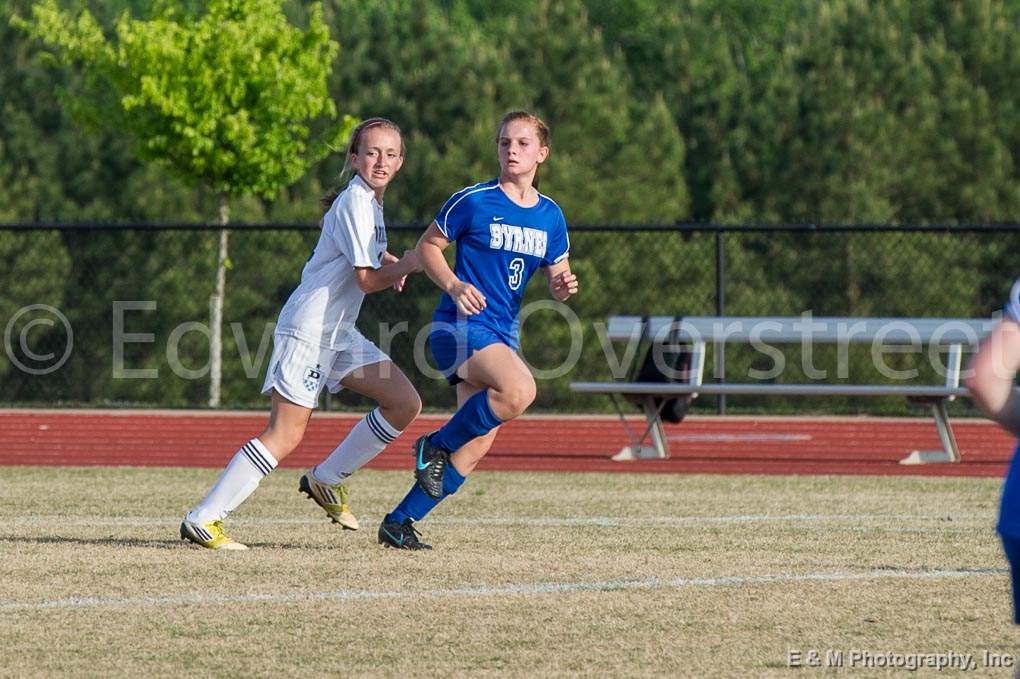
[571,315,997,464]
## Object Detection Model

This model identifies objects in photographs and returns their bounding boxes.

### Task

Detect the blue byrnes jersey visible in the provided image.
[1005,279,1020,325]
[1001,279,1020,538]
[432,179,570,341]
[1001,441,1020,539]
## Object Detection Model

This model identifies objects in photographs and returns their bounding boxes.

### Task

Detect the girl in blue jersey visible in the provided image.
[967,280,1020,623]
[377,111,578,550]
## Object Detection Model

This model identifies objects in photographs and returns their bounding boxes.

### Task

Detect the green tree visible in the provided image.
[487,0,689,223]
[323,0,528,224]
[16,0,350,406]
[0,231,71,393]
[585,0,799,222]
[327,0,689,225]
[748,0,1013,323]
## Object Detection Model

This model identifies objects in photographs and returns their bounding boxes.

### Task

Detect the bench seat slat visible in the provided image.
[570,381,969,398]
[605,315,996,344]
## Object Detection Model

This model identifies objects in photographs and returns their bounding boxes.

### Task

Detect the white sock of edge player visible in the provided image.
[312,408,400,485]
[187,438,278,524]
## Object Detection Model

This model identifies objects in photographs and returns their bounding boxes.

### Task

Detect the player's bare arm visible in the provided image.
[966,319,1020,436]
[354,249,421,294]
[417,221,487,314]
[544,259,578,301]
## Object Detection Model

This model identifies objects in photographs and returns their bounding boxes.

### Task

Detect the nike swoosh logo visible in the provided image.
[382,527,403,546]
[493,216,504,221]
[416,447,428,471]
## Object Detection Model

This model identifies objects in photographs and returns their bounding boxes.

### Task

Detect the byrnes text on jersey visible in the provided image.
[489,223,548,258]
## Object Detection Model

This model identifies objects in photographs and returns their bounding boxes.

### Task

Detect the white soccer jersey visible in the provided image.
[275,174,387,349]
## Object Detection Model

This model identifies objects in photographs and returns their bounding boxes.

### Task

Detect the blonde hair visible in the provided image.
[497,111,550,189]
[321,117,404,207]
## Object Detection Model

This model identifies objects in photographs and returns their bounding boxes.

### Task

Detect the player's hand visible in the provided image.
[550,271,578,301]
[401,249,423,273]
[391,250,420,292]
[380,251,410,292]
[449,280,486,315]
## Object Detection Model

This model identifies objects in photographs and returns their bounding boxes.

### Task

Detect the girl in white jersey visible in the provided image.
[180,118,423,550]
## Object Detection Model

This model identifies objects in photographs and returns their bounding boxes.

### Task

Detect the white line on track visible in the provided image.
[6,512,989,528]
[668,433,813,442]
[0,568,1004,613]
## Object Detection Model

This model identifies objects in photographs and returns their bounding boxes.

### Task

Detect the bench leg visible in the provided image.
[899,399,962,465]
[612,396,670,461]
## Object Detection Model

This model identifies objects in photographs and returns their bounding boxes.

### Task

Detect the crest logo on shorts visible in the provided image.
[304,366,322,393]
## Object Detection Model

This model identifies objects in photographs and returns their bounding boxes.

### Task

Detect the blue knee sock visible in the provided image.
[386,463,466,524]
[429,389,503,453]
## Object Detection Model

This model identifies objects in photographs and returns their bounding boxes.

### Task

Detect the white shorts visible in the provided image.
[261,331,389,409]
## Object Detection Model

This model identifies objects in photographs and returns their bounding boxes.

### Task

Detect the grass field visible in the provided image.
[1,466,1017,677]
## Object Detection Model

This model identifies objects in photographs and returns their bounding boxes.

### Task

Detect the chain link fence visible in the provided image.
[1,224,1017,415]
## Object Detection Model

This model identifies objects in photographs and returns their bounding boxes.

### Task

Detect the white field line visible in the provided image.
[0,568,1004,613]
[779,524,982,535]
[433,514,989,527]
[6,512,990,529]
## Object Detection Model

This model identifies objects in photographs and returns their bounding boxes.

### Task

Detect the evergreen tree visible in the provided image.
[494,0,689,224]
[322,0,527,224]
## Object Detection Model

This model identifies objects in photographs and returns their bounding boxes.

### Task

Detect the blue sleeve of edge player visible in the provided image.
[434,189,475,241]
[543,208,570,266]
[1005,279,1020,324]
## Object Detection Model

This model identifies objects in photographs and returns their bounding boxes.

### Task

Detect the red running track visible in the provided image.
[0,409,1014,477]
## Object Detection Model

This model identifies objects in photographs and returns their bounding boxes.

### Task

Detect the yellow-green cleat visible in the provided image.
[299,470,359,530]
[179,518,248,550]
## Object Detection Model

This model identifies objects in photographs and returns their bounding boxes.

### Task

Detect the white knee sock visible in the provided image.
[188,438,278,524]
[312,409,401,485]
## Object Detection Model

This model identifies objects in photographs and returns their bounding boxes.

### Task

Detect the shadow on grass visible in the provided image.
[2,535,322,550]
[244,541,332,550]
[1,535,183,549]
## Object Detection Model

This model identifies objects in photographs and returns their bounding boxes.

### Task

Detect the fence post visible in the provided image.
[715,228,726,415]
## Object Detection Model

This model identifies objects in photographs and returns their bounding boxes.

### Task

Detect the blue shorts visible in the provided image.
[1003,535,1020,624]
[429,319,519,386]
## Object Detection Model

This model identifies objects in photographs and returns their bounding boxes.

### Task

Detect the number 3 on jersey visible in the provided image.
[508,257,525,291]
